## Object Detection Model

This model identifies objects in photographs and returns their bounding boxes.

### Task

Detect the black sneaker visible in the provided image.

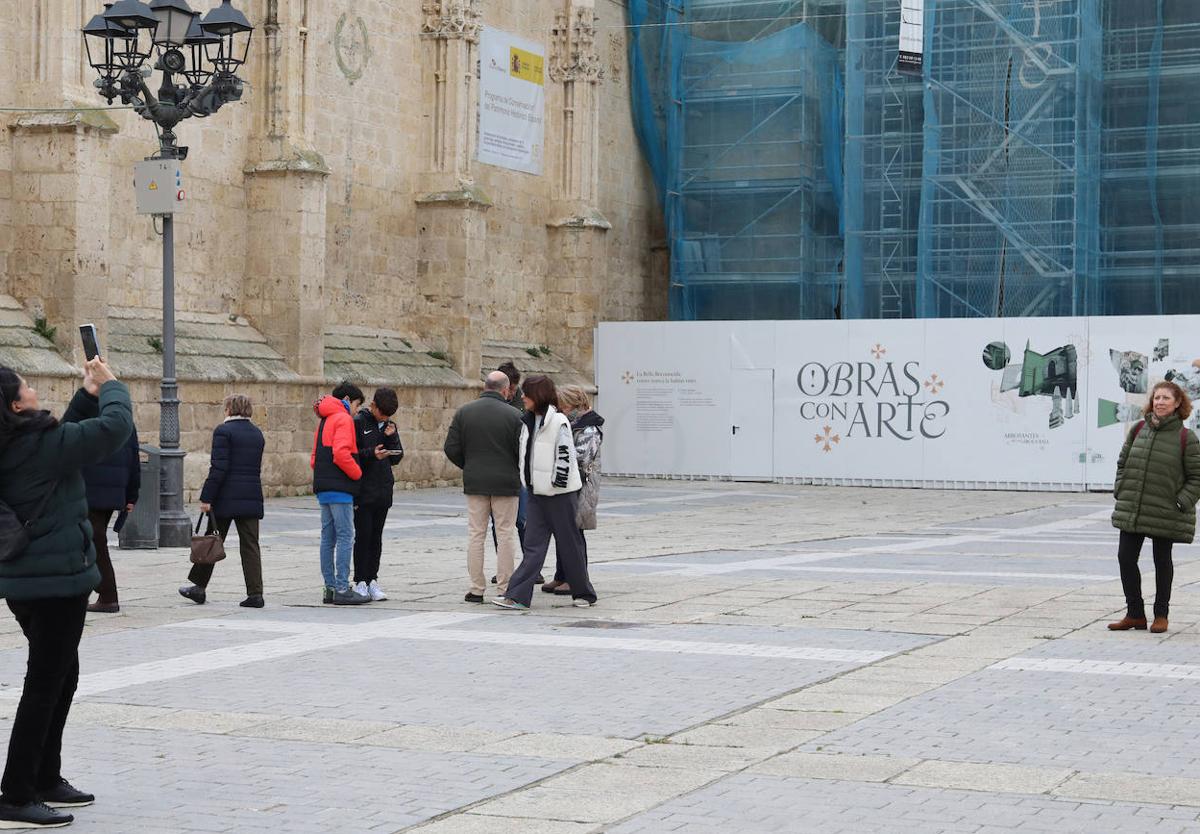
[178,585,206,605]
[0,800,73,827]
[464,592,484,603]
[239,595,265,608]
[332,588,370,605]
[40,778,94,808]
[322,587,333,604]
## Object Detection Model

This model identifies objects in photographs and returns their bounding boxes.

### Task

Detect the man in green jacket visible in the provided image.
[0,357,132,828]
[444,372,522,603]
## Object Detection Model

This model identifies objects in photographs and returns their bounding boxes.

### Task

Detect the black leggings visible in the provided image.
[1117,532,1174,619]
[1,594,88,804]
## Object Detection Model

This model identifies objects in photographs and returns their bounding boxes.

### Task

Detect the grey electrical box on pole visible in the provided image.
[134,159,185,215]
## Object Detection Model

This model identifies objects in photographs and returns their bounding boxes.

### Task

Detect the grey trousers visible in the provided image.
[504,492,596,606]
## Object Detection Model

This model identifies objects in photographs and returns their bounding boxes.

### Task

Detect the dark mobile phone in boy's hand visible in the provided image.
[79,323,101,361]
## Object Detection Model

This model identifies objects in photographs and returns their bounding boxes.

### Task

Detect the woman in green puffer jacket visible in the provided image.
[1109,380,1200,635]
[0,357,132,828]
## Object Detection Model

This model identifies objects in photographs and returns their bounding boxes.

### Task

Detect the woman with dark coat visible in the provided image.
[178,394,266,608]
[81,426,140,614]
[1109,380,1200,634]
[0,358,132,829]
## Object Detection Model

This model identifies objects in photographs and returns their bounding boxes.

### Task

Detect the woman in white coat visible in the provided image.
[493,375,597,610]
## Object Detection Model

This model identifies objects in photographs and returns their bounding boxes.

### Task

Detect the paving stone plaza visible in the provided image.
[0,480,1197,833]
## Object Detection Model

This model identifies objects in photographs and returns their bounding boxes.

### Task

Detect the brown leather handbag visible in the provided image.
[189,513,226,565]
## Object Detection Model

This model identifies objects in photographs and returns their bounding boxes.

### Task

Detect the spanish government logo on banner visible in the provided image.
[509,46,544,85]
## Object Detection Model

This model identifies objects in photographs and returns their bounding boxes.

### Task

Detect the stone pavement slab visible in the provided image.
[607,774,1200,834]
[0,480,1196,831]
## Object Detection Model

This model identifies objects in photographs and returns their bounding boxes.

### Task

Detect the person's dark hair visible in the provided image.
[498,361,521,388]
[0,367,57,449]
[332,381,364,404]
[1145,380,1193,421]
[372,387,398,417]
[522,375,558,416]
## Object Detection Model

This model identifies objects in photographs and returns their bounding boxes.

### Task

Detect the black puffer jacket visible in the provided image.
[0,382,133,600]
[200,418,265,520]
[354,408,402,507]
[81,429,140,512]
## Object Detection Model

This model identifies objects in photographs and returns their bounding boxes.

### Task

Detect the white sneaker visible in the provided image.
[572,598,595,608]
[368,580,387,601]
[354,581,370,600]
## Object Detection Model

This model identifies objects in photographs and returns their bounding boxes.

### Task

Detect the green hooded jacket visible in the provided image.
[1112,413,1200,543]
[0,381,133,600]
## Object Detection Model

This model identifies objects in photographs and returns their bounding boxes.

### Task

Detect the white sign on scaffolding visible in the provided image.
[898,0,924,76]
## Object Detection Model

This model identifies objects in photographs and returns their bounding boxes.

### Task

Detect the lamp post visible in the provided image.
[83,0,253,547]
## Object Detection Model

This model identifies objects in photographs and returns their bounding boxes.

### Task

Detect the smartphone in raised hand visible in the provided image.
[79,323,102,361]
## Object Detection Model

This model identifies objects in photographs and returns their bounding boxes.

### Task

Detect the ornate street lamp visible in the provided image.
[82,0,253,547]
[82,5,129,102]
[150,0,195,47]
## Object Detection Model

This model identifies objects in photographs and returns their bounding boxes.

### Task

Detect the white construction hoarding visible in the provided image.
[597,317,1200,490]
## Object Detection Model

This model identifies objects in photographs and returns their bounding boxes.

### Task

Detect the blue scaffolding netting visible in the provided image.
[628,0,1200,320]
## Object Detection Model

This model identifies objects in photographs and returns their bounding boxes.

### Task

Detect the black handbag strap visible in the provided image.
[194,512,216,535]
[21,480,59,531]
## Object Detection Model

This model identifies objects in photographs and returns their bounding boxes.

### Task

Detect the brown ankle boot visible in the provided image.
[1107,616,1148,631]
[1150,617,1169,633]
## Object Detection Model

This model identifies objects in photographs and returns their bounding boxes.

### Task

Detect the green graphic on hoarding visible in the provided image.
[1018,343,1077,399]
[1097,399,1120,428]
[982,340,1079,430]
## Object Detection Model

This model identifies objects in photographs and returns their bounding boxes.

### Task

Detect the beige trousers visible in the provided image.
[466,494,518,595]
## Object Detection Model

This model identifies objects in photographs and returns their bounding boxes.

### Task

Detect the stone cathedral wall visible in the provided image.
[0,0,665,497]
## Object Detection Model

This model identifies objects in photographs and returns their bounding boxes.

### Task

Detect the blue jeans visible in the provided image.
[320,502,354,592]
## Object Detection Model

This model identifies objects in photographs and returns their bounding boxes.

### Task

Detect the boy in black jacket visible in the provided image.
[352,388,403,600]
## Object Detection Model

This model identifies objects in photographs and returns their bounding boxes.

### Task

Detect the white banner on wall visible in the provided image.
[478,27,546,175]
[898,0,924,76]
[596,317,1200,491]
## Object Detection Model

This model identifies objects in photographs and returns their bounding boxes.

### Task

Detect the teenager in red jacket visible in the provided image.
[311,384,368,605]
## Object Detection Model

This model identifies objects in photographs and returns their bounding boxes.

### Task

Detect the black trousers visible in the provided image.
[188,517,263,596]
[1,594,88,804]
[505,493,596,606]
[553,530,588,584]
[1117,531,1174,619]
[353,503,390,584]
[89,509,117,604]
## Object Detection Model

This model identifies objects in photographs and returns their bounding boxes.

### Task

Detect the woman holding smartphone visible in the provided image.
[0,357,132,828]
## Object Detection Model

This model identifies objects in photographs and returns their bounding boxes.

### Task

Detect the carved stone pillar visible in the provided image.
[416,0,488,379]
[414,193,491,380]
[549,0,607,223]
[8,112,118,361]
[419,0,483,196]
[242,0,329,378]
[547,0,609,375]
